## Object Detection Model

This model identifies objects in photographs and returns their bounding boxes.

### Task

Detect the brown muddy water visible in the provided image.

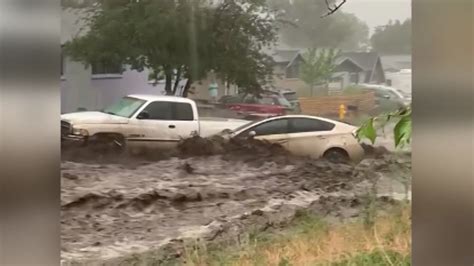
[61,137,411,265]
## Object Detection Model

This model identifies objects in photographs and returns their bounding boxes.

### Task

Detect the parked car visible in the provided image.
[218,92,293,118]
[263,89,301,113]
[224,115,365,162]
[359,84,409,113]
[61,94,250,150]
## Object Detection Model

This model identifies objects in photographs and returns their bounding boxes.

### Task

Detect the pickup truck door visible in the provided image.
[128,101,198,149]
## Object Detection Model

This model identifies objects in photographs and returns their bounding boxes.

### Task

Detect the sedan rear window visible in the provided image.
[289,118,335,133]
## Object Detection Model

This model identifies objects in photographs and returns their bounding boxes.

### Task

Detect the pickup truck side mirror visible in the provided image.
[137,111,150,120]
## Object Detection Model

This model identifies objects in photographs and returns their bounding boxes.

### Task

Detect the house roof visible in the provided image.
[335,57,365,72]
[336,52,381,72]
[271,50,301,64]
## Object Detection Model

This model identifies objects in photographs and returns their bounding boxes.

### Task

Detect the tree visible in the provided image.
[300,48,340,96]
[371,19,411,55]
[268,0,369,50]
[63,0,278,97]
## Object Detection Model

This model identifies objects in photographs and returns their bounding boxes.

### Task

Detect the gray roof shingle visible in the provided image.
[336,52,380,71]
[271,50,301,64]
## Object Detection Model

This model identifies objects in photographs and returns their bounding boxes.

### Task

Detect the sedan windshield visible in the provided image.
[102,97,146,118]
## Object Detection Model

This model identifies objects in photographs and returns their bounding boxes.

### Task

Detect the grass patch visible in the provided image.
[183,203,411,266]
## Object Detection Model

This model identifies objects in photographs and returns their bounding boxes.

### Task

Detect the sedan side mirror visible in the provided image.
[137,111,150,120]
[248,131,256,138]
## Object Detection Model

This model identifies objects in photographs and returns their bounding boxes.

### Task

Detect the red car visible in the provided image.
[219,93,291,119]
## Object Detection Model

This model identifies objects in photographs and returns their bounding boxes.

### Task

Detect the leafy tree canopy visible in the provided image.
[268,0,369,50]
[300,48,340,96]
[371,19,411,55]
[63,0,279,96]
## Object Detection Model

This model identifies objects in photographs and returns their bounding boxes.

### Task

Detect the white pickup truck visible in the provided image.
[61,94,249,150]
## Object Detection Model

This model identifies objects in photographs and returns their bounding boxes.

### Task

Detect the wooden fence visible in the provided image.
[298,91,375,116]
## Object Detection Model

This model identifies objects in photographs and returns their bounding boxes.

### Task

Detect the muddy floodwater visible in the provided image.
[61,137,410,265]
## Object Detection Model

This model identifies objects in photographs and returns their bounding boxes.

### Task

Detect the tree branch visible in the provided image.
[322,0,346,18]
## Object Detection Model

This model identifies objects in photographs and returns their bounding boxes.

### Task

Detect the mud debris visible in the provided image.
[61,143,410,264]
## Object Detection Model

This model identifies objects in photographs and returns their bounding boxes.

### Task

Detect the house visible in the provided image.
[269,49,309,95]
[269,49,386,97]
[60,8,227,113]
[335,51,386,85]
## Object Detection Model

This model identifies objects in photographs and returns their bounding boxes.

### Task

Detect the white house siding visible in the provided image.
[61,64,165,113]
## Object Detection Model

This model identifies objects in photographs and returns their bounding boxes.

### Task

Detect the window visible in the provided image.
[247,119,289,136]
[283,92,297,102]
[289,118,335,133]
[102,97,146,118]
[243,95,258,104]
[350,73,359,83]
[91,61,123,75]
[174,102,194,121]
[141,101,194,121]
[143,102,173,120]
[259,97,276,105]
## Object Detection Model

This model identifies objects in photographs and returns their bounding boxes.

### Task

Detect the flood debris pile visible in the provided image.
[60,148,410,265]
[62,135,290,164]
[177,135,287,157]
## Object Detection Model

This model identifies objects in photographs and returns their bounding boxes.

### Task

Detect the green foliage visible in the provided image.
[300,48,340,95]
[356,106,412,148]
[371,19,411,55]
[64,0,278,96]
[330,250,411,266]
[356,118,377,144]
[393,112,412,148]
[268,0,369,50]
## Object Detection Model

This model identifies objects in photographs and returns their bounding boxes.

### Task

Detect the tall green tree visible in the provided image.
[371,19,411,54]
[268,0,369,50]
[300,48,340,96]
[63,0,278,97]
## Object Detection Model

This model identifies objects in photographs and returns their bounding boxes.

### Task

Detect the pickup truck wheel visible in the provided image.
[323,148,349,163]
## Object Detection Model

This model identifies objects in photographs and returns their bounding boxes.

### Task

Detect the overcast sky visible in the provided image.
[341,0,411,34]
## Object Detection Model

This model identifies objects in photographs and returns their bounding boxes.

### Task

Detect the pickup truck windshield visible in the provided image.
[102,97,146,118]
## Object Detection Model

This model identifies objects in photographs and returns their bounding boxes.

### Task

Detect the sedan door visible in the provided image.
[287,118,336,158]
[238,118,290,149]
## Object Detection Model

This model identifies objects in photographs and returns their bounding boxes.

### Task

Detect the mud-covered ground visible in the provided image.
[61,137,411,265]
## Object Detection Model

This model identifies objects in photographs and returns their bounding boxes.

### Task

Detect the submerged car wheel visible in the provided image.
[323,148,350,163]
